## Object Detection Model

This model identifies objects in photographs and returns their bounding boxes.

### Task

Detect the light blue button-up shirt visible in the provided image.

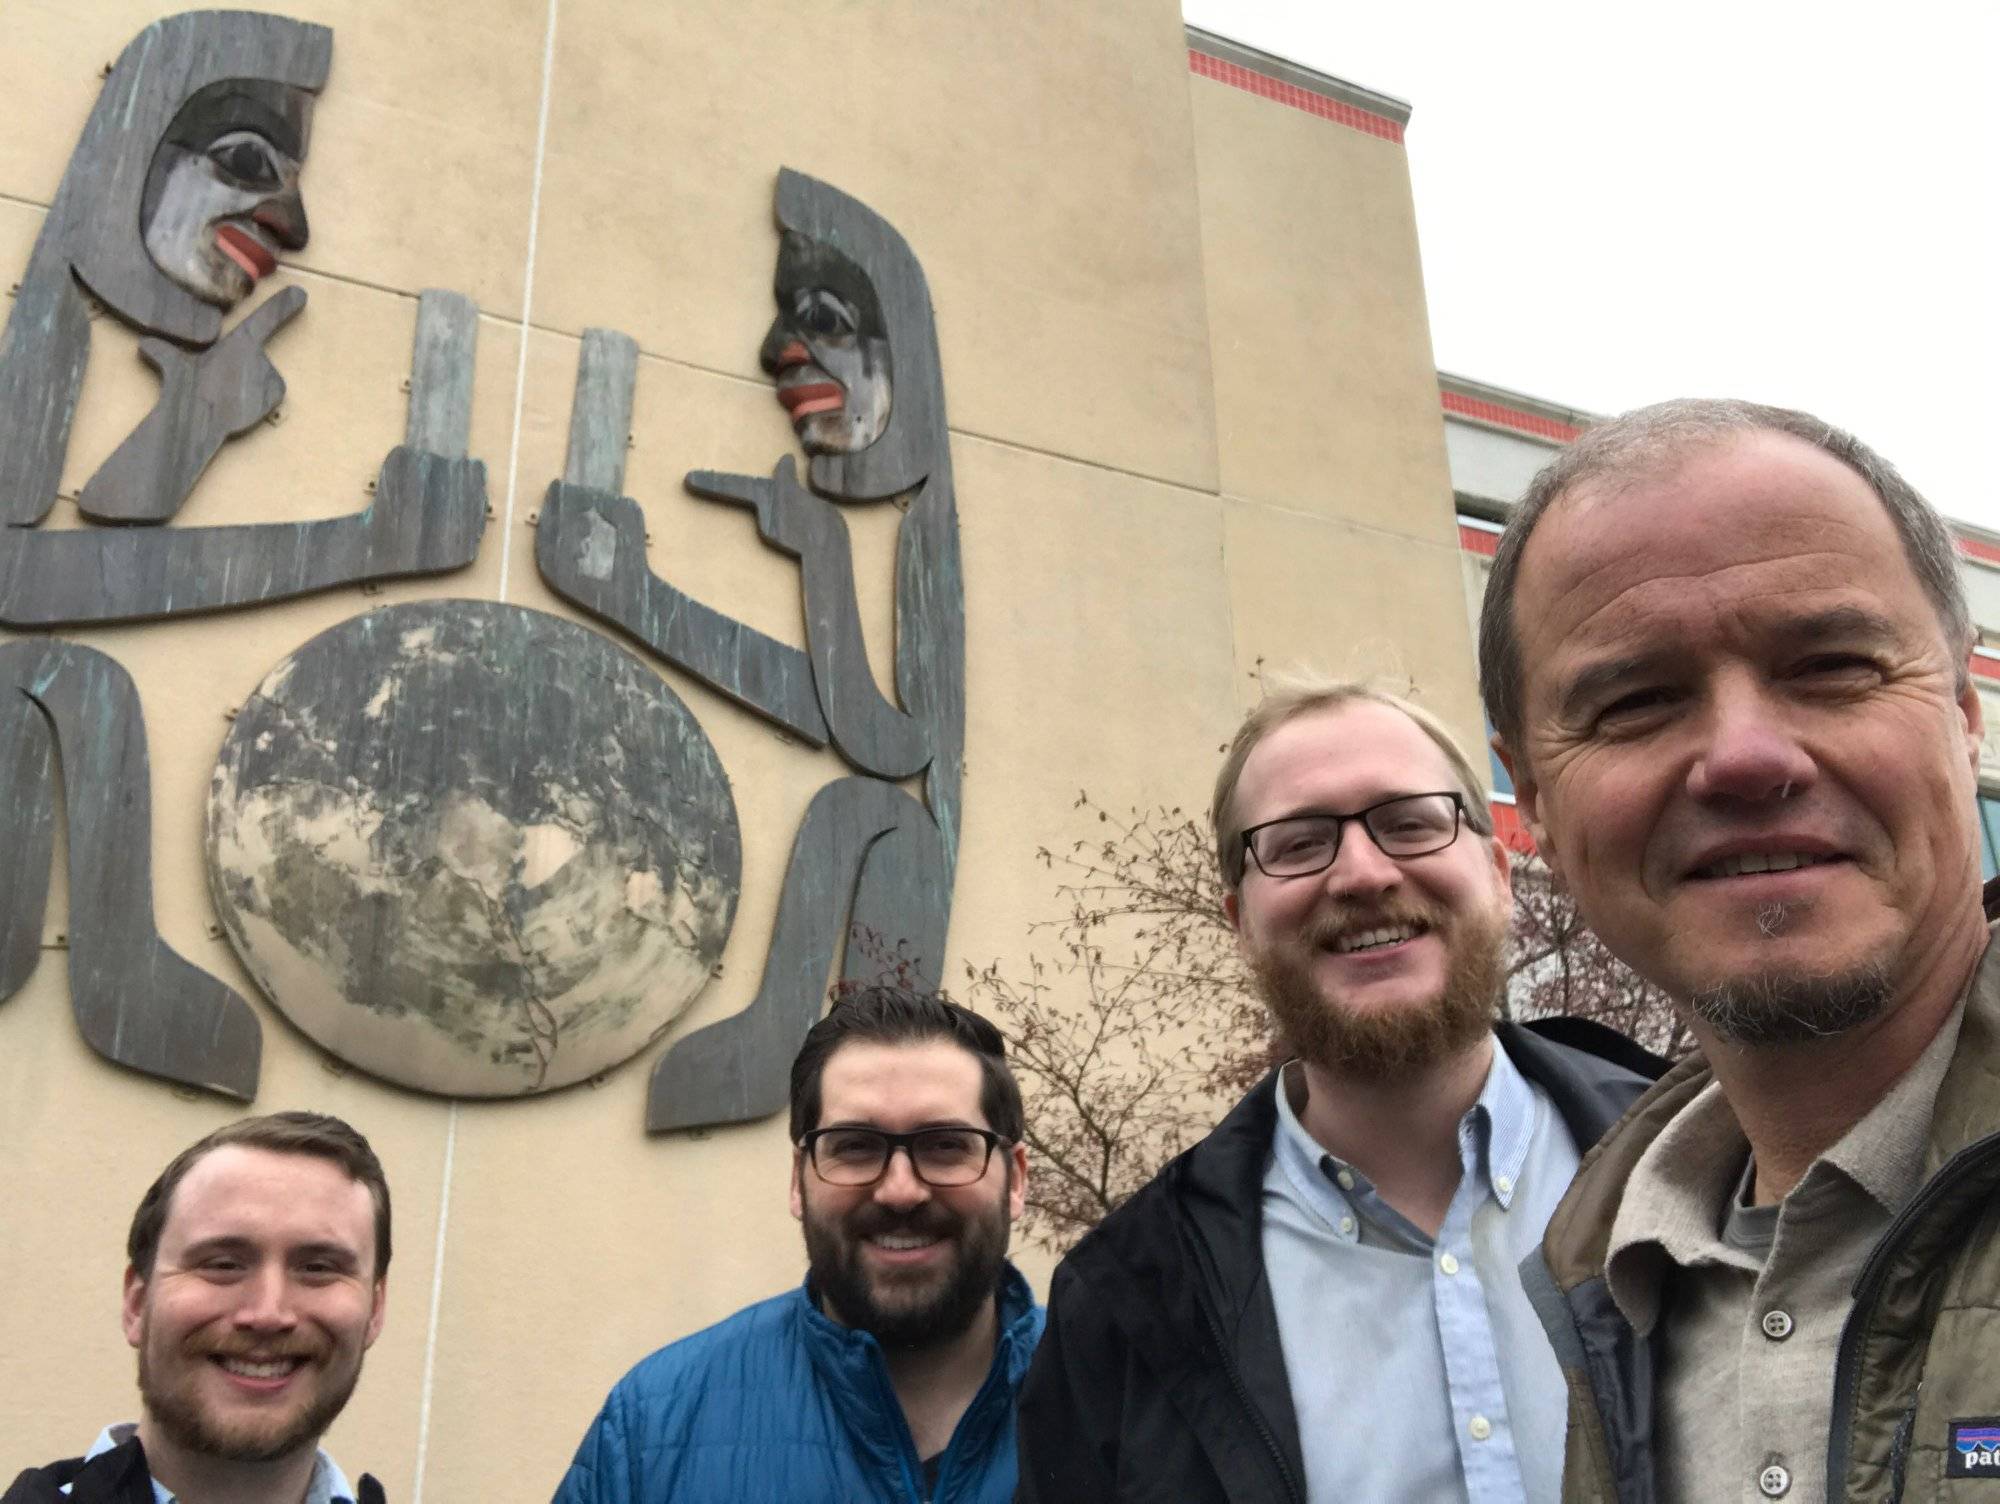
[1261,1041,1579,1504]
[75,1424,358,1504]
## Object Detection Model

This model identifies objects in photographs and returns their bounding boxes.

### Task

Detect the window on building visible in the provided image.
[1979,792,2000,881]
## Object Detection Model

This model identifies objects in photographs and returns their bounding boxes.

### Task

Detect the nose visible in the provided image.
[1320,818,1404,899]
[760,318,808,375]
[252,183,308,250]
[871,1145,933,1212]
[231,1264,298,1332]
[1686,677,1815,805]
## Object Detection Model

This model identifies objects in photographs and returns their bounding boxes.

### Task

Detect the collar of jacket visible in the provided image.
[1542,883,2000,1297]
[1530,880,2000,1504]
[794,1261,1043,1485]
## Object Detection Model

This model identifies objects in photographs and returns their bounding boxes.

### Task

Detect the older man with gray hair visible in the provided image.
[1483,397,2000,1504]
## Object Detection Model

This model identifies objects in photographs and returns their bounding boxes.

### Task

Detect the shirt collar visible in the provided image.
[1270,1036,1527,1218]
[84,1425,357,1504]
[1604,986,1970,1336]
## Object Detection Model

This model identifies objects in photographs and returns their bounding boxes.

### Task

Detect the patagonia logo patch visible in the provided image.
[1948,1419,2000,1477]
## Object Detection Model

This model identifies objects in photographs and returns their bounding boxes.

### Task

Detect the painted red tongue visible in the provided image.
[215,224,277,279]
[780,381,843,417]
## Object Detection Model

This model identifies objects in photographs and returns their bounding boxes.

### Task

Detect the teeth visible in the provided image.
[872,1233,941,1250]
[217,1357,298,1379]
[1334,925,1418,954]
[1704,853,1827,878]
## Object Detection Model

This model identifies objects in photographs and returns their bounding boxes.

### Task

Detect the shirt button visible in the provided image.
[1761,1309,1795,1341]
[1338,1216,1356,1237]
[1759,1462,1791,1498]
[1335,1169,1356,1191]
[1438,1252,1460,1276]
[1468,1415,1492,1441]
[1495,1175,1513,1195]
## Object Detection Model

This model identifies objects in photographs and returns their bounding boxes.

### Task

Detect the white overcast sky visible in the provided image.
[1181,1,2000,530]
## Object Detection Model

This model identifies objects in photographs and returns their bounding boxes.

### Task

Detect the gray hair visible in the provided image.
[1478,398,1971,761]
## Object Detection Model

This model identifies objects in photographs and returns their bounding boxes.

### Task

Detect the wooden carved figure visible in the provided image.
[539,170,964,1130]
[0,12,488,1098]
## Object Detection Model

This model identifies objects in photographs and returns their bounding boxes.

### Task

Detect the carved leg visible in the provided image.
[0,677,56,1000]
[1,640,261,1098]
[648,777,947,1132]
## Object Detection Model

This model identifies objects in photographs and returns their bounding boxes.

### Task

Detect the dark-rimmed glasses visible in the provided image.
[799,1126,1012,1187]
[1239,791,1470,880]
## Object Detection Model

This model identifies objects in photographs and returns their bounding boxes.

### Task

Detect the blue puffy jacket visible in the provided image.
[553,1265,1044,1503]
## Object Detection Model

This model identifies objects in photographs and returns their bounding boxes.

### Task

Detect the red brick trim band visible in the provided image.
[1188,50,1405,143]
[1958,534,2000,567]
[1458,523,1500,558]
[1442,390,1581,443]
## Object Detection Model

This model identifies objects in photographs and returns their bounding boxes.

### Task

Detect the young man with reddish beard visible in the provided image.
[5,1113,388,1504]
[555,987,1043,1504]
[1017,680,1654,1504]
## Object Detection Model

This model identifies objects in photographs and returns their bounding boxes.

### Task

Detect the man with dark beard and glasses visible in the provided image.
[5,1113,388,1504]
[1482,400,2000,1504]
[1016,679,1653,1504]
[554,987,1042,1504]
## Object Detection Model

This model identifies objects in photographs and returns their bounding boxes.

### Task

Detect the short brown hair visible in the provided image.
[126,1112,391,1280]
[788,986,1024,1145]
[1210,675,1494,887]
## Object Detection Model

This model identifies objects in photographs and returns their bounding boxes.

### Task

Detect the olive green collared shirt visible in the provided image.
[1602,992,1967,1504]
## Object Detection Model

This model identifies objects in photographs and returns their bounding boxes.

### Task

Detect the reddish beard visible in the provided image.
[1248,897,1508,1082]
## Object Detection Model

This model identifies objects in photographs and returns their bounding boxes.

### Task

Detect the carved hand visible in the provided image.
[684,456,826,555]
[137,284,306,439]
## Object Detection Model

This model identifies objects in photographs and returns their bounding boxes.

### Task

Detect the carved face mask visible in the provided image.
[141,83,312,309]
[760,232,891,457]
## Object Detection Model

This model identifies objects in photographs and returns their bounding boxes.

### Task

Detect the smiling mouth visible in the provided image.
[1690,852,1840,880]
[212,1354,305,1381]
[214,223,278,281]
[1329,924,1425,955]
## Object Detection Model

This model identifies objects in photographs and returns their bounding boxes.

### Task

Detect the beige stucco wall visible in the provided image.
[0,4,1473,1496]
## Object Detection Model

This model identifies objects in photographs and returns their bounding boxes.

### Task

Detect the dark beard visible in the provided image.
[802,1183,1010,1352]
[138,1333,361,1465]
[1249,899,1506,1082]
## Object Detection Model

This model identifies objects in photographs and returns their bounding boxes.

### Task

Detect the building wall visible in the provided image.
[0,5,1471,1495]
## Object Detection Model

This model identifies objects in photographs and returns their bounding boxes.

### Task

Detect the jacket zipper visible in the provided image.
[1195,1279,1305,1504]
[1825,1131,2000,1501]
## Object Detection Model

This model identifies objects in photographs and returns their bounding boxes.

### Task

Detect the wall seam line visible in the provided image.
[413,0,560,1494]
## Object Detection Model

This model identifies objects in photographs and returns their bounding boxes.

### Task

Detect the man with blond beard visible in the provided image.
[5,1112,389,1504]
[1016,681,1653,1504]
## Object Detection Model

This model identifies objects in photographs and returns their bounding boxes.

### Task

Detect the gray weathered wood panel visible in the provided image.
[79,285,306,524]
[0,13,330,525]
[641,170,967,1130]
[564,328,638,494]
[649,776,948,1131]
[0,639,260,1099]
[0,290,487,626]
[0,680,56,1003]
[208,601,740,1097]
[405,289,478,458]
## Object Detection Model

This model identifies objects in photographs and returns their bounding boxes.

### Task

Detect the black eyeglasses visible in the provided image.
[1239,791,1471,880]
[799,1126,1012,1188]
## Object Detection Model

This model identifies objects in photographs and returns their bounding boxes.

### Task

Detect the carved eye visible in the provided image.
[207,133,283,191]
[795,291,857,341]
